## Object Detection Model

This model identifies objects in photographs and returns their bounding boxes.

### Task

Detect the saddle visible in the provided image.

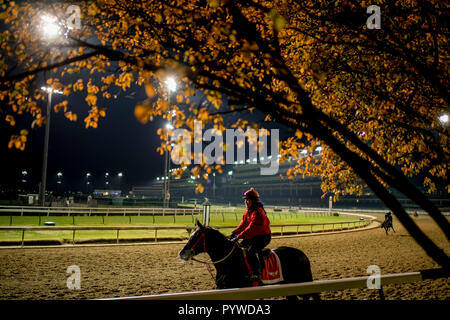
[261,248,272,259]
[243,248,284,286]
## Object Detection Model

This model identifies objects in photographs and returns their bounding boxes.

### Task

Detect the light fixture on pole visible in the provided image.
[38,14,63,207]
[165,77,177,93]
[40,15,62,40]
[163,76,177,208]
[439,113,449,125]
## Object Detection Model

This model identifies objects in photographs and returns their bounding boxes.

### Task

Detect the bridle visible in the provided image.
[189,229,236,265]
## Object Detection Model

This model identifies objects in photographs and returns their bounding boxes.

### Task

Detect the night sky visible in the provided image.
[1,84,166,193]
[1,68,289,195]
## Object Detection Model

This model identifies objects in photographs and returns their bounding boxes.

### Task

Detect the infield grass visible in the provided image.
[0,207,363,243]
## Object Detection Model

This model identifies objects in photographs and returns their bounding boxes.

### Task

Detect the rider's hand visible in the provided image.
[230,235,239,243]
[228,232,236,240]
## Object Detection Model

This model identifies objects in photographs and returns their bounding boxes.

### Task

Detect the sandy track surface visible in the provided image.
[0,214,448,300]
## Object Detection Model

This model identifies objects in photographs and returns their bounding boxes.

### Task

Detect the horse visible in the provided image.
[380,219,395,235]
[178,220,319,300]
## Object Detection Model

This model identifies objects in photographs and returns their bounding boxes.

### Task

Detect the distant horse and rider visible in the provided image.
[381,211,395,235]
[178,188,319,300]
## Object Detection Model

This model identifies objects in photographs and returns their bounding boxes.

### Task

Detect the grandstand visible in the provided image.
[130,155,449,210]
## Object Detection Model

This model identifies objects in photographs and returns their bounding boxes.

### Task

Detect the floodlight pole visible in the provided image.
[39,59,54,207]
[163,94,173,208]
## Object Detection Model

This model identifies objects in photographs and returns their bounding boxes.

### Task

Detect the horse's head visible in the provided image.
[178,220,229,261]
[178,220,208,261]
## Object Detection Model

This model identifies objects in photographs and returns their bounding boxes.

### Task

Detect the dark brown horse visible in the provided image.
[381,213,395,235]
[178,220,319,300]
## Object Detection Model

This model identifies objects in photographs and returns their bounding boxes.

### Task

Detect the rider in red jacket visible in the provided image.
[230,188,271,282]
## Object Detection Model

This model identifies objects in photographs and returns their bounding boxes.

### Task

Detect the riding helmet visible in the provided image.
[242,188,260,201]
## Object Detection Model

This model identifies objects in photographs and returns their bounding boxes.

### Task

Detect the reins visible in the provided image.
[191,244,236,265]
[188,228,238,281]
[189,229,237,265]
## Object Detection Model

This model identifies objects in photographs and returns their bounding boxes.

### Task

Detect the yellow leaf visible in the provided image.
[145,82,155,98]
[5,114,15,126]
[85,94,97,106]
[195,183,204,194]
[134,103,150,124]
[191,166,201,177]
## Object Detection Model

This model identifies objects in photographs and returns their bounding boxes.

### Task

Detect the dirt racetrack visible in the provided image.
[0,214,448,300]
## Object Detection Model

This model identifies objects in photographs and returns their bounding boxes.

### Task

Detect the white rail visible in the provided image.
[99,268,448,300]
[0,206,201,216]
[0,219,373,247]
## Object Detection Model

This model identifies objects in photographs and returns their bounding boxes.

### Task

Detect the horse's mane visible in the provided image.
[203,226,230,244]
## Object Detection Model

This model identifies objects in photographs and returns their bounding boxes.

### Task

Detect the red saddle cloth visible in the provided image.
[261,250,284,285]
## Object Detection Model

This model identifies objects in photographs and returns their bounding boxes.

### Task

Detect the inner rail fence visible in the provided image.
[98,268,448,300]
[0,219,373,247]
[0,206,202,217]
[0,205,373,225]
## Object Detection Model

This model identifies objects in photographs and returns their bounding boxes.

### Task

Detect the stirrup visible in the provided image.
[250,273,262,286]
[250,273,260,279]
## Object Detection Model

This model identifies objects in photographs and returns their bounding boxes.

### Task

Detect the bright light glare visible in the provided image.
[165,77,177,93]
[41,15,61,39]
[166,123,174,130]
[41,86,63,95]
[439,114,449,124]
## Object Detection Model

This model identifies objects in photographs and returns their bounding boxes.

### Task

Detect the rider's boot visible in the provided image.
[250,251,263,285]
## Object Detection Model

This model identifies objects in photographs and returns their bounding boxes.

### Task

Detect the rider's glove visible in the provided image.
[230,235,240,243]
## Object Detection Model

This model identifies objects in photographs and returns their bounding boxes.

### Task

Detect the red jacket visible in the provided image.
[233,205,271,239]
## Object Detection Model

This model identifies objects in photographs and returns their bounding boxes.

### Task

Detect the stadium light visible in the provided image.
[165,77,177,93]
[40,14,61,40]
